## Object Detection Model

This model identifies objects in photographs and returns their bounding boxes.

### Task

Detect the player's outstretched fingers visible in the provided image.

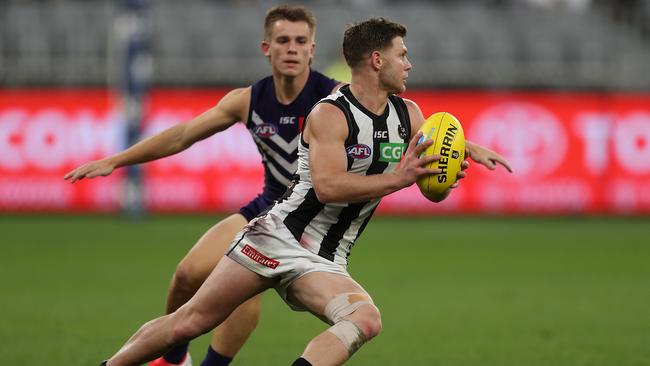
[494,156,513,173]
[420,154,441,167]
[64,163,93,183]
[483,158,497,170]
[70,169,89,183]
[414,139,433,157]
[63,168,78,181]
[64,160,115,183]
[406,131,429,157]
[64,170,80,183]
[422,166,442,177]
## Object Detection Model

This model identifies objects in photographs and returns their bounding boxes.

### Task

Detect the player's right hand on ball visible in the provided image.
[63,159,115,183]
[396,131,441,188]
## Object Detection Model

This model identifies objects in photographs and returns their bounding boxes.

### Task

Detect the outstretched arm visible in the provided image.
[64,87,250,183]
[401,98,511,173]
[306,103,439,203]
[465,141,512,173]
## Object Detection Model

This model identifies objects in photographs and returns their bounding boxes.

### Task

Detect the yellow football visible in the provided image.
[416,112,466,202]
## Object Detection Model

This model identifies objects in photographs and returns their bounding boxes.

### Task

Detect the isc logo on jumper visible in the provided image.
[254,123,278,138]
[379,142,406,163]
[279,116,296,125]
[374,130,388,139]
[346,144,372,159]
[241,244,279,269]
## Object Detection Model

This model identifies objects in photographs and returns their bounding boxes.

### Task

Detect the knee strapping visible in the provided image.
[324,292,373,324]
[327,319,365,355]
[323,292,374,355]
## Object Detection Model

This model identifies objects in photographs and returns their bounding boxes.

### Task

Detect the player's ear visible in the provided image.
[371,51,382,71]
[261,40,271,57]
[309,42,315,64]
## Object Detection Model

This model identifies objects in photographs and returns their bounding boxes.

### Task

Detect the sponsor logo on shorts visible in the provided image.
[241,244,279,269]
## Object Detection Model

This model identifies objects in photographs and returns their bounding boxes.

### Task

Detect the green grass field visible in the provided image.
[1,214,649,366]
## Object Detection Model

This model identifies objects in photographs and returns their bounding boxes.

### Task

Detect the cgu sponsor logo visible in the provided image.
[379,142,406,163]
[346,144,372,159]
[254,123,278,138]
[241,244,279,269]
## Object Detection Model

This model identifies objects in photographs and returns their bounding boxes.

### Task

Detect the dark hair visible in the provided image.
[343,17,407,68]
[264,5,316,40]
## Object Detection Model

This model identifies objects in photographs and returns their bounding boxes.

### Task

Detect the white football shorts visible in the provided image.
[226,211,350,311]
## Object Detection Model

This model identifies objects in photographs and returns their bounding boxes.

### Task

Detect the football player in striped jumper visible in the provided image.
[98,17,511,366]
[65,5,339,366]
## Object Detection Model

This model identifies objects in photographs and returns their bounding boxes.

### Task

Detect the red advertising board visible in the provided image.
[389,90,650,214]
[2,88,649,214]
[0,89,123,212]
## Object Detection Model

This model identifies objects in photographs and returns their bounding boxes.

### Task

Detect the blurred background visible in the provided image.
[1,0,650,214]
[1,1,649,365]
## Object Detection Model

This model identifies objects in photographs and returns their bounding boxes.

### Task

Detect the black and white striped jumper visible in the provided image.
[267,85,412,266]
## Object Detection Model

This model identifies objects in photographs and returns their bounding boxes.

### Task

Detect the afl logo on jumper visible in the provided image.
[254,123,278,138]
[346,144,372,159]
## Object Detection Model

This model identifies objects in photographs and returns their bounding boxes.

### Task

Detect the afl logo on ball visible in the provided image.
[254,123,278,138]
[346,144,372,159]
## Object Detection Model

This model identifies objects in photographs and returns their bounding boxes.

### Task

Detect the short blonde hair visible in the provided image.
[264,5,316,40]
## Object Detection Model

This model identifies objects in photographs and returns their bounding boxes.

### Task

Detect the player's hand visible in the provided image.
[63,159,116,183]
[466,141,512,173]
[450,160,470,188]
[395,131,441,188]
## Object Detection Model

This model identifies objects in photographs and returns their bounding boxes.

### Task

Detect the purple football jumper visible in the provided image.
[238,70,338,221]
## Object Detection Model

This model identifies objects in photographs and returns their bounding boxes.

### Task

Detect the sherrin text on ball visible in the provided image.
[416,112,466,202]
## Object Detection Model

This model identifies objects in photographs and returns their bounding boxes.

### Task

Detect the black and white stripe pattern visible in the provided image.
[268,86,411,266]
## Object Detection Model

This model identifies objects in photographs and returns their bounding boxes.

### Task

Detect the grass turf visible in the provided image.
[1,214,649,366]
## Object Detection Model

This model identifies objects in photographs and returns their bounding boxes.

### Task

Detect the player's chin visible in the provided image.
[281,64,307,75]
[392,83,407,94]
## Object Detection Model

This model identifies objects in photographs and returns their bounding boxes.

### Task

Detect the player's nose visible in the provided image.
[287,40,298,53]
